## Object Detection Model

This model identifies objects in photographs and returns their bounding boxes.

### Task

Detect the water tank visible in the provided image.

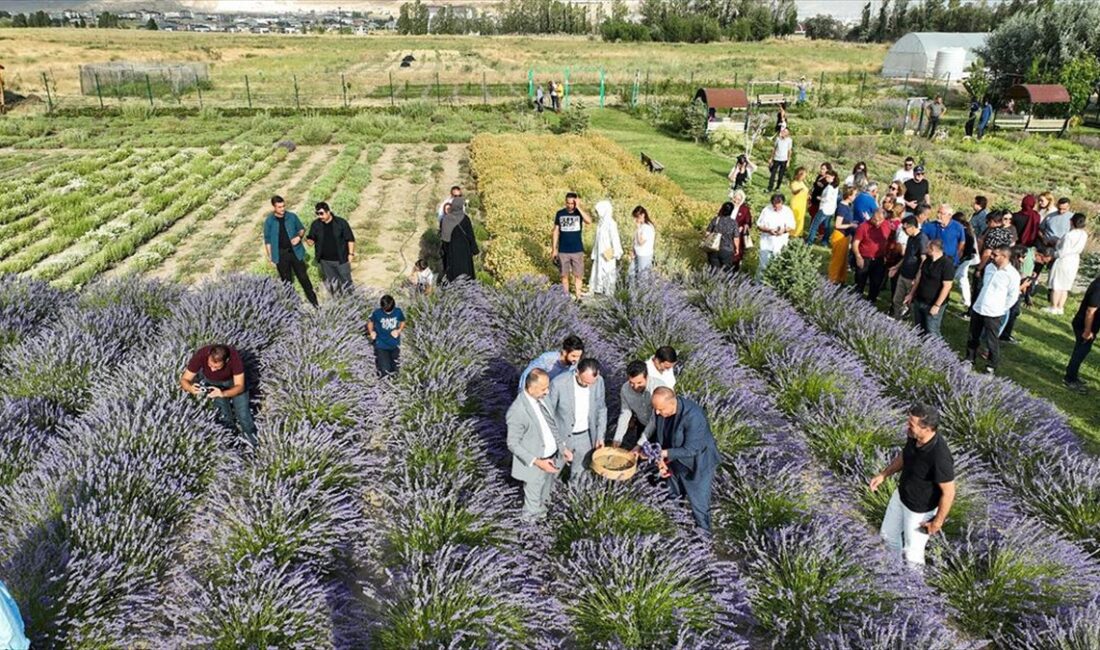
[933,47,967,81]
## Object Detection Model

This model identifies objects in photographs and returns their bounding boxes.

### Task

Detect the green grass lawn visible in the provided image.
[592,107,1100,448]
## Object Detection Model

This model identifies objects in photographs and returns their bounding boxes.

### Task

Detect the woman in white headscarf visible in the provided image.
[589,200,622,296]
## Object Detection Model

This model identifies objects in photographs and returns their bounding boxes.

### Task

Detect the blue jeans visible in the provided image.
[374,345,400,377]
[805,209,833,246]
[912,301,945,337]
[197,370,257,445]
[756,249,775,281]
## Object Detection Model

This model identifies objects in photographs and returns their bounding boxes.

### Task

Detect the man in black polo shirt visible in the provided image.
[905,239,955,337]
[870,403,955,566]
[306,201,356,291]
[1064,275,1100,392]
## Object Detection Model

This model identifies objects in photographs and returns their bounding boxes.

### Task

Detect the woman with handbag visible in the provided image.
[730,190,752,272]
[589,200,624,296]
[705,202,738,271]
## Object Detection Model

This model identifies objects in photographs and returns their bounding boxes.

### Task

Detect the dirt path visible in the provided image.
[198,146,334,280]
[349,144,466,291]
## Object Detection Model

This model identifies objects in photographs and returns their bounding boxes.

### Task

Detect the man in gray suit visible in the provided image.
[544,358,607,484]
[507,368,573,520]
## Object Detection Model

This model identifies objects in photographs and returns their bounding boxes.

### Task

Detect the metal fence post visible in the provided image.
[644,69,650,106]
[943,72,950,96]
[245,75,252,109]
[293,75,300,110]
[483,71,487,105]
[818,71,825,106]
[859,72,866,107]
[341,73,348,108]
[94,72,104,110]
[599,68,605,108]
[195,71,203,109]
[776,74,781,93]
[435,72,441,105]
[145,73,154,108]
[734,72,738,87]
[904,72,910,94]
[42,72,54,113]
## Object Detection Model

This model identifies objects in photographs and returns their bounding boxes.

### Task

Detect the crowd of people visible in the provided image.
[726,134,1097,384]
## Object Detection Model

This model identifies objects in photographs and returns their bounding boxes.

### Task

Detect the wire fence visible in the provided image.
[22,66,954,114]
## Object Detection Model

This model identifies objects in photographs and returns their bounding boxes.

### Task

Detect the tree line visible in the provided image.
[804,0,1044,42]
[4,11,123,29]
[396,0,798,42]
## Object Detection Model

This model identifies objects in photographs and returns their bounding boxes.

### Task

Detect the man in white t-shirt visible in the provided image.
[892,156,915,184]
[436,185,463,221]
[756,193,796,280]
[767,127,793,192]
[646,346,677,389]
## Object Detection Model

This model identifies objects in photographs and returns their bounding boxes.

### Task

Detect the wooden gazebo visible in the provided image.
[995,84,1071,135]
[694,87,749,135]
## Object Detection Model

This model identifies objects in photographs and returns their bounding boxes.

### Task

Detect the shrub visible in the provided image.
[761,239,820,305]
[546,478,685,555]
[551,101,590,134]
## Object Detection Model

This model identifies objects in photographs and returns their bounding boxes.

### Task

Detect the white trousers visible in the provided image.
[880,489,937,566]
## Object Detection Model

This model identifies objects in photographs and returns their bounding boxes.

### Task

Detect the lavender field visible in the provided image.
[0,271,1097,649]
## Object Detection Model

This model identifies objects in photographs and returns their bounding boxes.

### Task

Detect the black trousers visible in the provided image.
[767,160,788,192]
[967,312,1002,369]
[276,252,318,306]
[1065,332,1094,383]
[854,258,887,303]
[706,249,734,271]
[926,116,940,138]
[374,346,400,377]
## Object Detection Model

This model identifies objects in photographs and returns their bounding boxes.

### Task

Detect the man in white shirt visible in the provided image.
[436,185,463,221]
[966,245,1021,375]
[756,193,796,280]
[767,127,793,192]
[893,156,916,184]
[545,358,607,485]
[646,346,677,389]
[506,369,572,520]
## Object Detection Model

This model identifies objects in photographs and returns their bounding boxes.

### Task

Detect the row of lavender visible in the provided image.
[0,275,303,646]
[582,277,961,648]
[683,270,1100,645]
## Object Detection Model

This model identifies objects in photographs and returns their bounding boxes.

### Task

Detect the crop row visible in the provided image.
[470,133,710,280]
[0,148,196,277]
[0,148,144,237]
[686,271,1100,644]
[54,145,277,288]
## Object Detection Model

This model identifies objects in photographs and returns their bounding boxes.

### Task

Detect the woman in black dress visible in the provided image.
[440,197,479,281]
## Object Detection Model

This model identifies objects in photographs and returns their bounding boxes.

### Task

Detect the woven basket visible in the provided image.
[591,446,638,481]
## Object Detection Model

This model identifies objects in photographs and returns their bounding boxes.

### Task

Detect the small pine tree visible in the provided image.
[146,17,158,30]
[761,239,821,305]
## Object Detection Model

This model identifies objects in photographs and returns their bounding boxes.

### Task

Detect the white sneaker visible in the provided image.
[1042,307,1058,314]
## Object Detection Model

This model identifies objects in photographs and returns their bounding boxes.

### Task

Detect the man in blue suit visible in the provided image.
[651,387,720,532]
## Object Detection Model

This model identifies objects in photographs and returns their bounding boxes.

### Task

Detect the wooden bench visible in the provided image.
[994,114,1028,131]
[640,152,664,173]
[1026,117,1067,134]
[756,93,787,106]
[706,119,745,135]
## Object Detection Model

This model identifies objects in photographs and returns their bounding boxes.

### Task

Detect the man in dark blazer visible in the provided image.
[507,369,572,520]
[544,358,607,485]
[651,387,720,532]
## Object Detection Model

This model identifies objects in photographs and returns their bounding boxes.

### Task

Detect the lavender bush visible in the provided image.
[365,544,554,649]
[0,396,67,485]
[0,274,71,352]
[1001,597,1100,649]
[554,534,750,650]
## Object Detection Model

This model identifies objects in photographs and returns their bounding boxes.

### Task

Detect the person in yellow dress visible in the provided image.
[829,186,858,283]
[789,167,809,238]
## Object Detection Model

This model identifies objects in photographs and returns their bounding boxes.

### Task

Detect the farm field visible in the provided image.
[0,29,887,109]
[2,29,1100,649]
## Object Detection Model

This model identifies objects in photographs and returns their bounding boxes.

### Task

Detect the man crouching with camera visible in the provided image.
[179,344,257,446]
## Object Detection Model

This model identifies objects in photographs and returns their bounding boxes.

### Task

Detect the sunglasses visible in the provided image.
[316,210,326,215]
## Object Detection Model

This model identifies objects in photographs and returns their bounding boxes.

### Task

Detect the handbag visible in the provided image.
[700,220,721,252]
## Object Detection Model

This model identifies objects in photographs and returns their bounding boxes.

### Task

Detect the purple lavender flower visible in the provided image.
[0,274,72,352]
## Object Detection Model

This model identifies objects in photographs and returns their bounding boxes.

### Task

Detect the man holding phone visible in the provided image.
[551,192,592,301]
[869,403,955,566]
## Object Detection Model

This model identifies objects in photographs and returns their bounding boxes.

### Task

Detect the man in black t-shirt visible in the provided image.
[905,239,955,337]
[890,216,928,319]
[306,201,356,292]
[902,166,931,214]
[870,403,955,566]
[179,344,257,446]
[1065,275,1100,392]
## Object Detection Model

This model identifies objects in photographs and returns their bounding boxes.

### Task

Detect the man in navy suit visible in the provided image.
[651,387,720,532]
